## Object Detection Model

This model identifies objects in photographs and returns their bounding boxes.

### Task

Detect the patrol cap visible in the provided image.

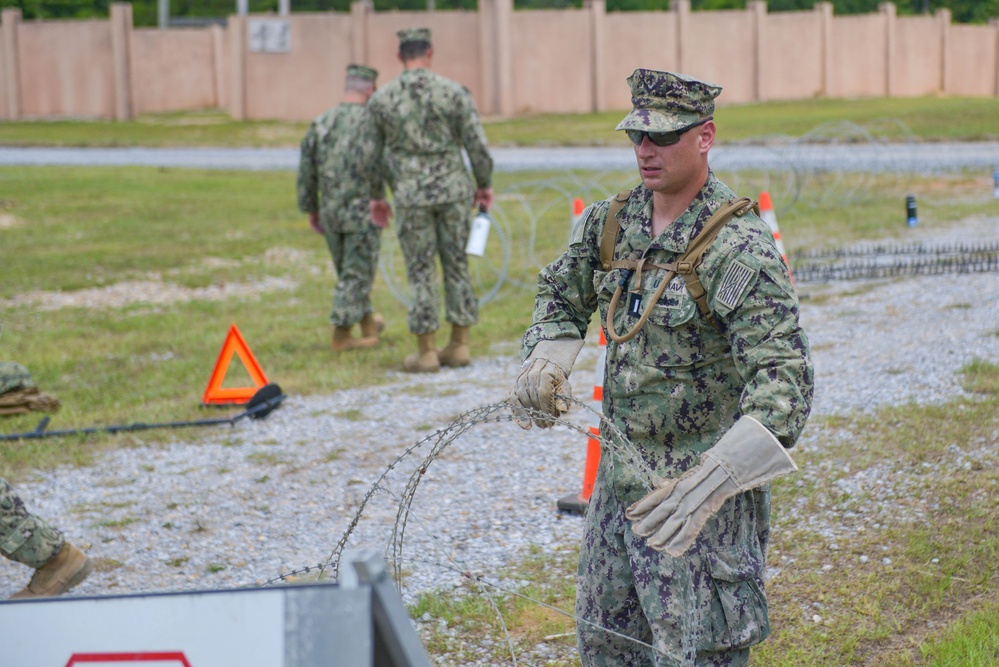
[397,27,432,48]
[615,69,721,133]
[346,63,378,83]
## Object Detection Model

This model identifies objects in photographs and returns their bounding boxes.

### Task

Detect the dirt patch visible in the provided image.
[0,213,21,229]
[2,276,298,311]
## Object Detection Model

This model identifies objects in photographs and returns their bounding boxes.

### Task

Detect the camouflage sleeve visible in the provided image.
[357,105,387,197]
[369,154,388,201]
[708,235,814,448]
[519,201,606,360]
[456,88,493,190]
[296,122,319,213]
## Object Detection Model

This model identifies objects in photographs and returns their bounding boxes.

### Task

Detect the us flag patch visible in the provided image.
[716,260,755,309]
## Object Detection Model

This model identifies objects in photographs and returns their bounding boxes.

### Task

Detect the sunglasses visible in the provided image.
[625,117,713,147]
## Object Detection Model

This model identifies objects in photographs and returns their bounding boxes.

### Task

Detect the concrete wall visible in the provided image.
[1,1,998,122]
[244,13,352,120]
[510,9,592,114]
[829,12,887,98]
[132,27,221,113]
[18,19,115,118]
[760,9,825,100]
[947,23,997,95]
[893,14,941,97]
[602,11,678,111]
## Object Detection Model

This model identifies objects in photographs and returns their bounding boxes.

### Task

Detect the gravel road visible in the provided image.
[1,213,997,667]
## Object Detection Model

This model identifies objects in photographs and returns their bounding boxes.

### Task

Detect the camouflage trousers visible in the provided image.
[0,477,63,569]
[575,467,771,667]
[323,226,382,327]
[395,202,478,335]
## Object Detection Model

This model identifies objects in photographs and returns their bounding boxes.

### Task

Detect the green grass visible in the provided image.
[0,110,308,148]
[3,97,999,147]
[2,164,996,472]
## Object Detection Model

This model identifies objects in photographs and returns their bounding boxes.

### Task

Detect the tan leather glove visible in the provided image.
[510,338,585,430]
[625,416,797,557]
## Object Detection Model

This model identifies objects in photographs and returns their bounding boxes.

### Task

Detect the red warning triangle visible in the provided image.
[202,324,269,405]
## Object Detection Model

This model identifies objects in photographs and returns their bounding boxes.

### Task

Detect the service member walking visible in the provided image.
[298,64,387,352]
[511,70,813,666]
[359,28,494,373]
[2,476,92,599]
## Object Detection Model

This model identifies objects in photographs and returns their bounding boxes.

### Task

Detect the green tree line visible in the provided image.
[0,0,995,25]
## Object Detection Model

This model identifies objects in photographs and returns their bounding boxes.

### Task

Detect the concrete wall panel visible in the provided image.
[365,11,482,109]
[213,25,230,111]
[510,9,592,114]
[828,14,886,98]
[762,11,823,100]
[4,5,998,123]
[946,24,996,96]
[19,20,113,118]
[243,13,351,121]
[602,12,678,112]
[131,28,217,114]
[0,32,7,119]
[685,10,755,104]
[893,15,939,96]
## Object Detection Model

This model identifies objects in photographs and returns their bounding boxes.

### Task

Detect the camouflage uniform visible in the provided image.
[521,71,813,667]
[0,360,60,414]
[358,30,493,334]
[0,477,64,569]
[297,65,386,328]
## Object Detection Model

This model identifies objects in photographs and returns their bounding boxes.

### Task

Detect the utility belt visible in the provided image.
[600,189,758,343]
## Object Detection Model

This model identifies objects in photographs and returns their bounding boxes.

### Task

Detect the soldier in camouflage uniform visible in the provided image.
[358,28,494,373]
[298,64,387,352]
[510,70,813,666]
[1,322,89,598]
[1,476,92,598]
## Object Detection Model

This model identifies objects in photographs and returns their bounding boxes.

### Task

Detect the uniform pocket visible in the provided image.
[698,544,771,653]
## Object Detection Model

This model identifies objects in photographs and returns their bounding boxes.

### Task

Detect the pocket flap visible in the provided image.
[708,545,762,583]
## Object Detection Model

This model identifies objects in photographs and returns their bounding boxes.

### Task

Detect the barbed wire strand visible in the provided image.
[261,396,671,663]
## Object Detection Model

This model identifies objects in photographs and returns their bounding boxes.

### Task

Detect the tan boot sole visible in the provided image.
[438,344,470,367]
[403,352,440,373]
[332,335,379,352]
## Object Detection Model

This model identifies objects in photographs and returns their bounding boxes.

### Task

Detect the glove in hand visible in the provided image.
[510,339,584,429]
[626,416,797,557]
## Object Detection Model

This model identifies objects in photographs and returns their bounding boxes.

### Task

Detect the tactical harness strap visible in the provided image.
[600,188,758,342]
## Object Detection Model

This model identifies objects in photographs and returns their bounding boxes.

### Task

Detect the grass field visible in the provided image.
[2,96,999,148]
[1,100,997,664]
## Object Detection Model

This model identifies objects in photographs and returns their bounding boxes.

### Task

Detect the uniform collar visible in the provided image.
[640,171,722,254]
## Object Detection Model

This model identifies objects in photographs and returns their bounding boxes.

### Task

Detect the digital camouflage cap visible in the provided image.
[346,64,378,83]
[397,27,431,47]
[615,69,722,133]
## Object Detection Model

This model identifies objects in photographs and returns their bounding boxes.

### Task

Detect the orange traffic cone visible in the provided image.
[568,197,586,244]
[758,191,793,283]
[557,328,605,514]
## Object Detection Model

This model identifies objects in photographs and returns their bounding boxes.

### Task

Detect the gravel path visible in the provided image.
[1,216,997,614]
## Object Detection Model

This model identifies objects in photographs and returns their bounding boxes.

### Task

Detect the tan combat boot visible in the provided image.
[437,324,471,368]
[331,325,356,352]
[403,332,440,373]
[10,542,92,599]
[356,312,386,348]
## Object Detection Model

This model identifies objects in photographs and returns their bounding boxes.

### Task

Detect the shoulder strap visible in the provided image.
[600,188,633,270]
[677,197,758,326]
